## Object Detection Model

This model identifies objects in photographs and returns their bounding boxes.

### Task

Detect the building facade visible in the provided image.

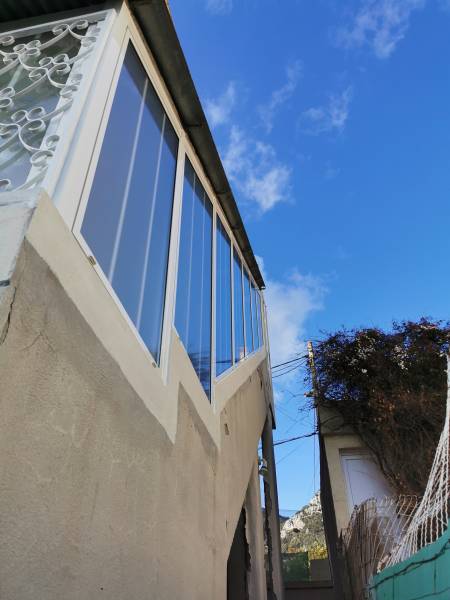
[0,2,284,599]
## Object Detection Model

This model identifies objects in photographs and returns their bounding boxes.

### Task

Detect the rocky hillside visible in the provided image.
[280,492,326,553]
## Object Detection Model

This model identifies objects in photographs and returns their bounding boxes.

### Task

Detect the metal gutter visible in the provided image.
[0,0,265,289]
[129,0,265,289]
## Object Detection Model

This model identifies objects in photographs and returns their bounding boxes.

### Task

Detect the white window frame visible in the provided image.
[171,149,216,405]
[214,212,234,379]
[22,4,268,407]
[71,11,185,383]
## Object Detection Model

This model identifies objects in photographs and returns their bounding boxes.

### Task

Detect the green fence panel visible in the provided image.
[370,528,450,600]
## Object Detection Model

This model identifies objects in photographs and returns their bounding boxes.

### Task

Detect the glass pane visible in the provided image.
[138,123,178,359]
[258,293,264,347]
[251,282,260,350]
[244,269,253,354]
[82,45,146,276]
[81,44,178,362]
[233,249,245,363]
[175,159,212,399]
[216,218,232,376]
[110,76,165,325]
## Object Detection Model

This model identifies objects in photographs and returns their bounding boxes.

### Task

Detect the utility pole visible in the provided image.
[307,340,351,600]
[307,340,319,407]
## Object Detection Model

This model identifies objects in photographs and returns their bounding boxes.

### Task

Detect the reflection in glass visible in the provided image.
[258,293,264,347]
[81,44,178,363]
[216,218,232,376]
[251,282,260,349]
[244,269,253,354]
[175,159,212,399]
[233,249,245,362]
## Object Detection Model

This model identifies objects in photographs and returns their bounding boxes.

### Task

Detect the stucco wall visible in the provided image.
[0,196,271,600]
[322,434,365,534]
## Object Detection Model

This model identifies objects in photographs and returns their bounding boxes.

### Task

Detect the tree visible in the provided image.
[307,319,450,495]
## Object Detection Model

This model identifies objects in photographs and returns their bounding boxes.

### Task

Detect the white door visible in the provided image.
[340,451,392,514]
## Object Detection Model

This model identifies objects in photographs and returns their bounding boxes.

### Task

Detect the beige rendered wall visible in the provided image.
[323,434,365,534]
[318,405,366,534]
[0,195,272,600]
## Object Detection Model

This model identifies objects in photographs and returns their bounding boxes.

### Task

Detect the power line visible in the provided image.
[274,430,317,446]
[271,355,307,370]
[272,363,303,379]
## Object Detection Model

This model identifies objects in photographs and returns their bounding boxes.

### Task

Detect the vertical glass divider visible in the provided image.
[160,137,186,383]
[107,77,148,282]
[136,113,166,329]
[211,207,217,404]
[230,239,235,367]
[241,261,246,356]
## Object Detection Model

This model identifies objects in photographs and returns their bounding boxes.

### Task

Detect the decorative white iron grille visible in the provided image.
[342,495,419,600]
[0,12,110,192]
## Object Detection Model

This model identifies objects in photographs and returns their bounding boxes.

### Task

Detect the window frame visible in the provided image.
[173,155,215,401]
[232,244,245,366]
[46,4,268,405]
[72,21,184,380]
[214,213,233,378]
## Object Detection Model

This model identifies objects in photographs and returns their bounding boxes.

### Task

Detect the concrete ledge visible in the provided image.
[0,189,39,285]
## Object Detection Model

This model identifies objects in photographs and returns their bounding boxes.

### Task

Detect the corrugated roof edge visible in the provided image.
[130,0,265,289]
[0,0,265,289]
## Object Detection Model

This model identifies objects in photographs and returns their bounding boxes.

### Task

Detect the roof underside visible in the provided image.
[0,0,106,22]
[0,0,265,289]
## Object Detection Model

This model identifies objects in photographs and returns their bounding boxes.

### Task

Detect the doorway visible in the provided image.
[227,508,249,600]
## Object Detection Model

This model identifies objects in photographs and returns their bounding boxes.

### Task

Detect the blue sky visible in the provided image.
[170,0,450,512]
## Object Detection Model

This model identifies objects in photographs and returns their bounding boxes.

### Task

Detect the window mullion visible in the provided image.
[230,238,235,366]
[210,202,216,399]
[136,112,166,329]
[160,138,186,381]
[108,78,148,282]
[241,262,246,356]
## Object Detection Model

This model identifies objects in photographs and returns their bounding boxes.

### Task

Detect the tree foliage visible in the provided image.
[309,318,450,495]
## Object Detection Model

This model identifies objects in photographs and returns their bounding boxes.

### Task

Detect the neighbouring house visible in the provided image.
[311,325,450,600]
[315,404,392,600]
[318,405,393,599]
[0,2,285,599]
[319,405,392,535]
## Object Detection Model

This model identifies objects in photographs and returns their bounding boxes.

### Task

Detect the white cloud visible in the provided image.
[256,256,326,368]
[222,126,292,213]
[300,86,353,135]
[258,60,302,133]
[205,82,237,128]
[337,0,425,59]
[205,0,232,15]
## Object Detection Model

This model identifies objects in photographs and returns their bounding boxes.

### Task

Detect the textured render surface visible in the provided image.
[0,205,270,599]
[370,528,450,600]
[25,195,269,446]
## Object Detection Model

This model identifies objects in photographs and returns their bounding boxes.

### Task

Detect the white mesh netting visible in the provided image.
[342,495,419,599]
[385,355,450,566]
